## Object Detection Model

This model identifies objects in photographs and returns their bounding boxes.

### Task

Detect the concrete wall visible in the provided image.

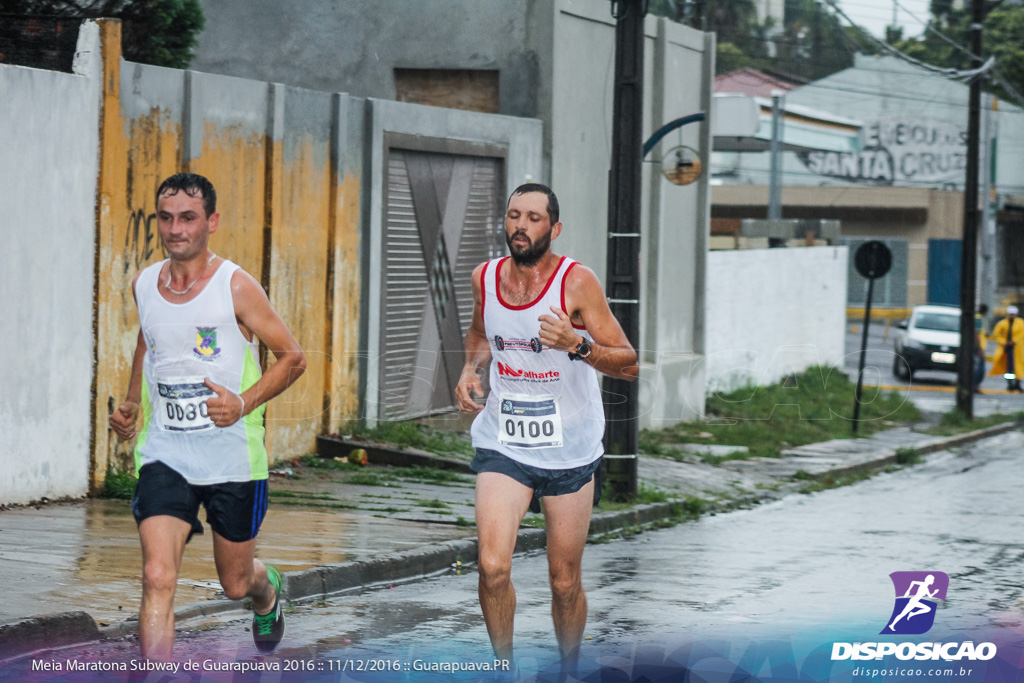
[94,23,544,482]
[91,21,365,483]
[5,3,714,501]
[192,0,545,120]
[547,2,715,425]
[193,0,717,424]
[706,247,848,392]
[640,17,715,426]
[713,184,964,307]
[1,19,543,501]
[0,23,101,504]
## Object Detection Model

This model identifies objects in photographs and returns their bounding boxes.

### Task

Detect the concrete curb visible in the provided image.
[911,420,1021,454]
[810,420,1021,481]
[315,435,474,473]
[0,612,99,661]
[6,420,1019,660]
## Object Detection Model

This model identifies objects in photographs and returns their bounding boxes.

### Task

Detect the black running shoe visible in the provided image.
[252,565,284,653]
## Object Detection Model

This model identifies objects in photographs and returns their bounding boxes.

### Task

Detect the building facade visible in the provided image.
[713,55,1024,311]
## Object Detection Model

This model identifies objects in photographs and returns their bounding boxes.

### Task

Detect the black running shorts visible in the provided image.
[131,461,269,543]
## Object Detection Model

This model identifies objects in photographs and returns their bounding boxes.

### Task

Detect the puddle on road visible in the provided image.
[0,499,474,625]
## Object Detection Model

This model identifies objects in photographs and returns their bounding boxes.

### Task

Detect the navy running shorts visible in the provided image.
[132,460,269,543]
[471,448,601,499]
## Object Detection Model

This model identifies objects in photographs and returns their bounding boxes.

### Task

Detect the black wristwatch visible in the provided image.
[569,337,592,361]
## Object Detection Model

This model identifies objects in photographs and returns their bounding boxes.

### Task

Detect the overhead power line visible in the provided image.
[873,0,1024,110]
[821,0,996,81]
[891,0,979,59]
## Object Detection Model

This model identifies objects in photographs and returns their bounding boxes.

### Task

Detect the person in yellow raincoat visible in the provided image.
[988,305,1024,391]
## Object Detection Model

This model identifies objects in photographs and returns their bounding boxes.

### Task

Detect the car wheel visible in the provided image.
[893,355,911,381]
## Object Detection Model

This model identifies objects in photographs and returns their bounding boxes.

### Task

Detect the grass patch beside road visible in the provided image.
[595,482,672,511]
[414,498,451,510]
[98,466,137,500]
[335,420,475,459]
[796,469,876,494]
[298,455,470,485]
[640,366,921,461]
[345,472,389,487]
[300,455,365,472]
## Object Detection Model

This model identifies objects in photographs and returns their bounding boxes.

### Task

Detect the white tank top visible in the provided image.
[133,259,268,485]
[470,256,605,469]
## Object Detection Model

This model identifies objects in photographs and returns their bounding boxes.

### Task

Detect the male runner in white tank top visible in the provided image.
[109,173,306,661]
[455,183,638,665]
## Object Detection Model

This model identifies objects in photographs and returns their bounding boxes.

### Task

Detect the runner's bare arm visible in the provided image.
[455,262,491,413]
[204,270,306,426]
[110,328,147,440]
[538,265,638,381]
[110,273,146,440]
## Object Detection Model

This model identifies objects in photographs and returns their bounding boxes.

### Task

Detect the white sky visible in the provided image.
[837,0,938,38]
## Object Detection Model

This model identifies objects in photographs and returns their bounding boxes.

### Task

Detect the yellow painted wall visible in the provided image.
[265,138,332,457]
[93,21,183,488]
[91,21,361,490]
[189,123,266,280]
[329,173,363,428]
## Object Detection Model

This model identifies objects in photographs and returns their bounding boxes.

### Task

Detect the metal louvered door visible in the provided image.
[380,149,504,420]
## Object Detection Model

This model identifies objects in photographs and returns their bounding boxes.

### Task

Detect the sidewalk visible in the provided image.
[0,418,1018,661]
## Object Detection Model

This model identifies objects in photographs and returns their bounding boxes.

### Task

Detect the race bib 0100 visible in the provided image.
[497,393,563,448]
[157,377,216,432]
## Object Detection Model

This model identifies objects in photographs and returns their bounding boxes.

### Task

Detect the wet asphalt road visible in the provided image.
[10,430,1024,681]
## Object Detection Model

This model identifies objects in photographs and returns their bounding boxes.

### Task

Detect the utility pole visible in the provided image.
[979,94,998,316]
[767,92,785,220]
[603,0,646,501]
[955,0,984,417]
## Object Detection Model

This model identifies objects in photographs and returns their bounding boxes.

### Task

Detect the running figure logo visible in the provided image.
[881,571,948,635]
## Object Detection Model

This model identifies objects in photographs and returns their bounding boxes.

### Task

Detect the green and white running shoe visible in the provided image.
[252,564,285,654]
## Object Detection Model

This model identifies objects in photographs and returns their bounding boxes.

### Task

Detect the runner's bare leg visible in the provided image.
[138,516,191,661]
[543,478,594,662]
[475,471,533,660]
[211,532,275,613]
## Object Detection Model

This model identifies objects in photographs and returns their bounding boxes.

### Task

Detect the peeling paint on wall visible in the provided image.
[265,137,331,457]
[94,21,184,490]
[329,173,363,428]
[12,16,540,499]
[90,25,361,488]
[189,123,265,280]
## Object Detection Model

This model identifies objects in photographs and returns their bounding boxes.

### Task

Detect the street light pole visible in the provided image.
[603,0,647,501]
[956,0,984,418]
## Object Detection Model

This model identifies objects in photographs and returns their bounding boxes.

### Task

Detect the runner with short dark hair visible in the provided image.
[110,172,306,660]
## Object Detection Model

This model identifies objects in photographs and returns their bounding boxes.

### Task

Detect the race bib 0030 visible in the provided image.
[157,377,216,432]
[497,393,563,448]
